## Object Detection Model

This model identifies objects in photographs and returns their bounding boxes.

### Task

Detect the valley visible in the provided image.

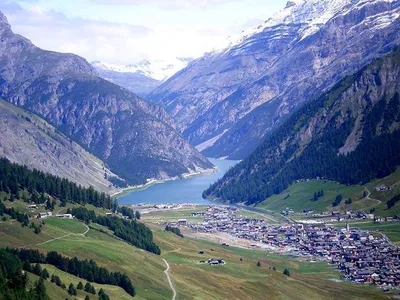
[0,0,400,299]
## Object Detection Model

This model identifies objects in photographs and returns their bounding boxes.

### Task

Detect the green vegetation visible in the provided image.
[0,157,115,209]
[0,248,50,299]
[6,248,136,296]
[254,180,366,213]
[71,207,160,254]
[165,225,184,238]
[204,49,400,206]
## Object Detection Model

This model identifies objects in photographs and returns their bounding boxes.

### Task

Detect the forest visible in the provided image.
[203,50,400,205]
[71,207,161,254]
[0,249,49,299]
[5,248,135,296]
[0,158,115,209]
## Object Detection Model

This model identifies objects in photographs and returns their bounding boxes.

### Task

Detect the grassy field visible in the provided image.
[254,180,367,213]
[141,206,283,225]
[0,200,394,299]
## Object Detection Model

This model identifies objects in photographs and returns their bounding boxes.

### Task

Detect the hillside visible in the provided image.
[0,11,213,185]
[203,48,400,206]
[149,0,400,159]
[0,99,120,193]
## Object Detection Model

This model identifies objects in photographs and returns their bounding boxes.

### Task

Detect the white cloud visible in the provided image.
[89,0,237,9]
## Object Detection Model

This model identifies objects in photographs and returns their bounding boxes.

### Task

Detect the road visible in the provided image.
[162,258,176,300]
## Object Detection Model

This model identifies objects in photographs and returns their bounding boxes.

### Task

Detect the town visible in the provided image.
[172,206,400,291]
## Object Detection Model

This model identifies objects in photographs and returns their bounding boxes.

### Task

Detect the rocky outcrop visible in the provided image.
[0,11,213,185]
[149,0,400,159]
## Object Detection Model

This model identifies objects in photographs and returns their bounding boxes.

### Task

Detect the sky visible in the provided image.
[0,0,288,65]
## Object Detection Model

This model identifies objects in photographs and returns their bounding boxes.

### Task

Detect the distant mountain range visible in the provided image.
[203,47,400,204]
[0,11,212,187]
[92,58,193,97]
[149,0,400,159]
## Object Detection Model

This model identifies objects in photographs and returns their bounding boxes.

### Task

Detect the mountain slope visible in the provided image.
[0,11,213,185]
[149,0,400,159]
[0,99,120,192]
[203,47,400,205]
[92,62,161,97]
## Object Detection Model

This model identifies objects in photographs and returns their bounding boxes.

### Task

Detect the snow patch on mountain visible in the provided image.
[92,57,193,81]
[214,0,398,54]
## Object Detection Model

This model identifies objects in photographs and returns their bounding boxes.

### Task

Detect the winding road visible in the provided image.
[162,258,176,300]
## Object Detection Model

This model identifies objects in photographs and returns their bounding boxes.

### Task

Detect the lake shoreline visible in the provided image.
[116,158,239,205]
[112,165,219,199]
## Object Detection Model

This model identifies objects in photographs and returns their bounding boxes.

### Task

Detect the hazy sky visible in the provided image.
[0,0,288,65]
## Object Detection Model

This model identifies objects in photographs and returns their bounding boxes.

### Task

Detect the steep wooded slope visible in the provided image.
[203,48,400,204]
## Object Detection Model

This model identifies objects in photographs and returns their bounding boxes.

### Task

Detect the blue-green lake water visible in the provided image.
[118,158,239,205]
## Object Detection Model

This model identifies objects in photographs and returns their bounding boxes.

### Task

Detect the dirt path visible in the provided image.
[162,258,176,300]
[36,223,89,246]
[363,186,381,205]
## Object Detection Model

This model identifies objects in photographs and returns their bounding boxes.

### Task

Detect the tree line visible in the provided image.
[0,157,115,209]
[4,248,135,297]
[203,55,400,206]
[0,248,49,299]
[165,225,184,238]
[71,207,160,254]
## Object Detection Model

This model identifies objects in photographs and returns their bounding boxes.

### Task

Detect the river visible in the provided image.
[117,158,239,205]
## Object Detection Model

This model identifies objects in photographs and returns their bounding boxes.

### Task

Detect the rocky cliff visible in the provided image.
[0,11,213,185]
[149,0,400,159]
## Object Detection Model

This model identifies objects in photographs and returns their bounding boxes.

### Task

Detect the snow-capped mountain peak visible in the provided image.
[214,0,359,53]
[92,57,193,81]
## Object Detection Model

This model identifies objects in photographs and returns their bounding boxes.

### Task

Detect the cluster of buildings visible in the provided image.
[182,206,400,290]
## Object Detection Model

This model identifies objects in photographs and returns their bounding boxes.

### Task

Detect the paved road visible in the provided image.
[162,258,176,300]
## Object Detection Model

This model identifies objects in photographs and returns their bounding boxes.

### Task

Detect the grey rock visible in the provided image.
[0,11,213,185]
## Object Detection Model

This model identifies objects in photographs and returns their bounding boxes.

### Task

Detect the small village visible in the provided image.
[173,205,400,291]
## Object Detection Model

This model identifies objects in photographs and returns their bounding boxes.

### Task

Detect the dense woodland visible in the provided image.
[0,249,49,299]
[204,50,400,205]
[0,158,115,209]
[5,248,135,296]
[71,207,161,254]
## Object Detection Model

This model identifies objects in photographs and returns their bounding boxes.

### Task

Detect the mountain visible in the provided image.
[0,99,119,192]
[203,48,400,205]
[92,57,193,96]
[149,0,400,159]
[92,62,161,97]
[0,11,213,185]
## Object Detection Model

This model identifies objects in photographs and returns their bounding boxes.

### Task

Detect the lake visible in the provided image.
[117,158,239,205]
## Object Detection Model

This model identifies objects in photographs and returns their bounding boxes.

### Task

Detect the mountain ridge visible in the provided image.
[149,0,400,159]
[0,10,213,185]
[203,47,400,205]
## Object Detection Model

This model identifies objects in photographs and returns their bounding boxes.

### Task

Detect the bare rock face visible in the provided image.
[149,0,400,159]
[0,11,213,185]
[0,99,120,193]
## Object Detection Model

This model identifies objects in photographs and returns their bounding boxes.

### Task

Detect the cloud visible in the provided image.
[89,0,237,9]
[0,3,155,64]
